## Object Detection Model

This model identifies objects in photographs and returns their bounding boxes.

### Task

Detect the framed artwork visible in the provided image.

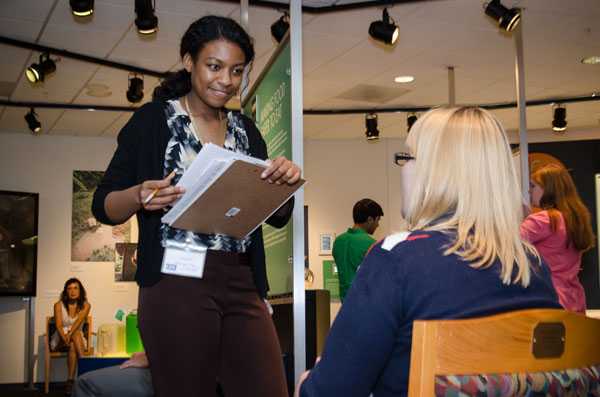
[71,171,133,261]
[319,232,335,256]
[115,243,138,282]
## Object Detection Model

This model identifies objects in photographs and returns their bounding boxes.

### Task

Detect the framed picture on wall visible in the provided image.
[319,233,335,256]
[71,170,134,262]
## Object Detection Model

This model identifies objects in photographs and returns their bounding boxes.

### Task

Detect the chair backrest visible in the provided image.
[46,315,93,354]
[408,309,600,396]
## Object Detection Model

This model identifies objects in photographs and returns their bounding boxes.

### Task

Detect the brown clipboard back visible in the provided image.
[171,160,305,239]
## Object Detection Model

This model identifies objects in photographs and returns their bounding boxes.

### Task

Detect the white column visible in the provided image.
[290,0,306,385]
[240,0,249,30]
[514,19,529,200]
[447,66,456,106]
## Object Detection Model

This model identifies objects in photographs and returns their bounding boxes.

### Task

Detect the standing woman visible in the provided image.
[521,164,595,313]
[92,16,300,397]
[51,278,91,394]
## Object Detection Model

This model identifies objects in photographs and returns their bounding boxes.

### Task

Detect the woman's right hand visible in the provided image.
[120,352,149,369]
[139,172,185,211]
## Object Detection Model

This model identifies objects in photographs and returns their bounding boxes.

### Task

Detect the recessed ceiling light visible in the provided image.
[86,83,112,98]
[394,76,414,83]
[581,56,600,65]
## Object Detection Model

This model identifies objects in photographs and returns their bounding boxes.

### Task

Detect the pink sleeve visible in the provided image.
[520,211,553,244]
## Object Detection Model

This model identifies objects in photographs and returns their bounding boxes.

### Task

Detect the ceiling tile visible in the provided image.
[0,0,56,22]
[73,67,161,106]
[0,45,32,84]
[109,32,180,71]
[0,17,46,42]
[0,107,63,135]
[40,26,125,59]
[11,56,98,103]
[48,0,132,33]
[101,111,132,137]
[50,109,123,136]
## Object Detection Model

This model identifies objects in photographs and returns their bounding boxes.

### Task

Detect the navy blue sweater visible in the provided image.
[300,230,560,397]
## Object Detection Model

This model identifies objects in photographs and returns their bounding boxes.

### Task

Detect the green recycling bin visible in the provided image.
[125,311,144,355]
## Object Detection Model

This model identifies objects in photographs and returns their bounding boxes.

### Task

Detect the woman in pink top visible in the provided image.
[521,164,595,312]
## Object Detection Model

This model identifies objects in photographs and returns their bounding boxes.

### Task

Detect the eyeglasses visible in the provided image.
[394,152,415,166]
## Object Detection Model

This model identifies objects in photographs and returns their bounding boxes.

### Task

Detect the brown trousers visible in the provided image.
[138,250,288,397]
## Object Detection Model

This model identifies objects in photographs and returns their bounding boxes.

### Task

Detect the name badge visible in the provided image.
[161,239,207,279]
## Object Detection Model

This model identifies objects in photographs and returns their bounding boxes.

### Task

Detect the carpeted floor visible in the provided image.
[0,383,69,397]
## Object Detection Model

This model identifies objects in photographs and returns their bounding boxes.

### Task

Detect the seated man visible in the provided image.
[73,352,152,397]
[73,352,225,397]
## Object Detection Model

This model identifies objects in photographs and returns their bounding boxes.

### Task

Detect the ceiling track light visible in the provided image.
[484,0,521,32]
[365,113,380,141]
[70,0,94,17]
[135,0,158,35]
[127,73,144,103]
[407,112,418,132]
[271,12,289,43]
[552,104,567,133]
[24,108,41,134]
[25,52,56,83]
[369,8,399,45]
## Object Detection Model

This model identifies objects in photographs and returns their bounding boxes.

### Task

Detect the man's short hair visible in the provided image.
[353,199,384,224]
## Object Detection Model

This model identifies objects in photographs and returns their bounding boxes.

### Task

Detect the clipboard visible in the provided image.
[168,160,305,239]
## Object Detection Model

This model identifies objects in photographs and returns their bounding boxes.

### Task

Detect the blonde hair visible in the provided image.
[404,107,538,287]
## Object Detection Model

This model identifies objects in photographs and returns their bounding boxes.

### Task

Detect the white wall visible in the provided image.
[303,138,409,321]
[0,132,139,383]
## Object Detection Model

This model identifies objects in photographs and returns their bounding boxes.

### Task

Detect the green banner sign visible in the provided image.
[243,41,292,295]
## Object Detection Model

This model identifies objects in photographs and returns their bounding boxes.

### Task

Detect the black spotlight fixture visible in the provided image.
[552,104,567,133]
[70,0,94,17]
[407,113,418,132]
[135,0,158,35]
[369,8,399,45]
[24,108,41,134]
[25,52,56,83]
[484,0,521,32]
[365,113,380,141]
[271,13,289,43]
[127,74,144,103]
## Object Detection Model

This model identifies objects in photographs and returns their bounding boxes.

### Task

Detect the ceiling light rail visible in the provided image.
[219,0,433,14]
[0,36,168,79]
[2,94,598,115]
[0,100,135,113]
[303,94,600,115]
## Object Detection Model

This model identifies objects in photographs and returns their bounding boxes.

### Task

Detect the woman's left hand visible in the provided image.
[261,156,302,185]
[294,356,319,397]
[293,369,311,397]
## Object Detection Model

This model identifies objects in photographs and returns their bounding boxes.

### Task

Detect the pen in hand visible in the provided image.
[143,170,177,205]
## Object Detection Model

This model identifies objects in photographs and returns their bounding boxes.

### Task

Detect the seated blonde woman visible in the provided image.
[295,107,561,397]
[51,277,91,394]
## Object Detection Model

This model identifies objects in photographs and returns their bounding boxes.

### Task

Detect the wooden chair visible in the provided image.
[43,315,94,394]
[408,309,600,396]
